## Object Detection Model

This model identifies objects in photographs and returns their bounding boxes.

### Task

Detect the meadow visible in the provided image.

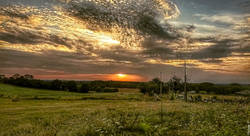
[0,83,249,136]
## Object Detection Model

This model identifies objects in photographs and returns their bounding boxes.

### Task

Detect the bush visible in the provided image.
[140,86,147,95]
[138,123,151,133]
[194,95,202,102]
[212,96,217,100]
[170,92,175,100]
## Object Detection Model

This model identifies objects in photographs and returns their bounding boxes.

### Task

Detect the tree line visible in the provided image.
[0,74,141,93]
[139,76,249,96]
[0,74,248,95]
[0,74,83,92]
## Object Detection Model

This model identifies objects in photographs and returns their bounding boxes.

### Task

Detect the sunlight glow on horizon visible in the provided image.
[117,74,126,78]
[31,73,147,82]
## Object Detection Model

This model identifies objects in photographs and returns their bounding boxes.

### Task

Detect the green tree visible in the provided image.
[12,73,21,79]
[24,74,34,80]
[169,75,182,93]
[80,83,90,93]
[65,81,78,92]
[51,79,63,90]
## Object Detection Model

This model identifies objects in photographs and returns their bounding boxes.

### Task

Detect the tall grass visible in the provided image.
[0,83,249,136]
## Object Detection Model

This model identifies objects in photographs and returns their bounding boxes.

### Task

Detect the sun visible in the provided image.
[117,74,126,78]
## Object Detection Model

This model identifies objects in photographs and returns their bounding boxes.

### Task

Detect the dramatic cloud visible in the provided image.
[0,0,249,83]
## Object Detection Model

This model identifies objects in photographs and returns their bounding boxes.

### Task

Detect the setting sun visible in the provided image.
[109,74,145,81]
[117,74,126,78]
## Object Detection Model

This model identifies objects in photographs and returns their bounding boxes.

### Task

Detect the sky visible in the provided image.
[0,0,249,83]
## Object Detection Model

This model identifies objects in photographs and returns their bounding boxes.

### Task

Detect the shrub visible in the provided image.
[138,123,151,133]
[170,93,175,100]
[212,96,217,100]
[140,86,147,95]
[194,95,202,102]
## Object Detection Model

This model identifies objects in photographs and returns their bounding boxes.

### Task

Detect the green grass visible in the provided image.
[0,83,143,101]
[0,83,84,98]
[0,83,249,136]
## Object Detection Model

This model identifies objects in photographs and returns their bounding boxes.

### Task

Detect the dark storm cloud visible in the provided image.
[191,39,235,59]
[0,48,93,73]
[67,0,179,39]
[0,6,71,47]
[140,35,248,62]
[0,0,65,7]
[0,29,72,47]
[235,46,250,53]
[137,15,178,39]
[0,48,145,75]
[0,0,182,63]
[0,0,181,49]
[240,1,250,12]
[0,31,40,44]
[0,6,30,19]
[0,48,182,78]
[142,39,175,60]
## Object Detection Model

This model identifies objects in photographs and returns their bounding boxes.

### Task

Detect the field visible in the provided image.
[0,83,249,136]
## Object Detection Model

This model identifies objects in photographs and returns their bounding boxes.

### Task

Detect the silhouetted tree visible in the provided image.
[12,73,21,79]
[0,75,5,79]
[51,79,63,90]
[140,86,147,95]
[0,75,5,82]
[65,81,77,92]
[151,78,162,85]
[139,78,164,96]
[169,75,182,93]
[24,74,34,80]
[80,83,90,93]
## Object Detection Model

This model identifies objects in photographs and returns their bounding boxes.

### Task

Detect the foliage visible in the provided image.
[65,81,78,92]
[80,83,90,93]
[188,82,248,95]
[140,76,182,96]
[169,75,182,93]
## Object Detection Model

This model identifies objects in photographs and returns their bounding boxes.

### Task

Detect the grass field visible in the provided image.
[0,83,249,136]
